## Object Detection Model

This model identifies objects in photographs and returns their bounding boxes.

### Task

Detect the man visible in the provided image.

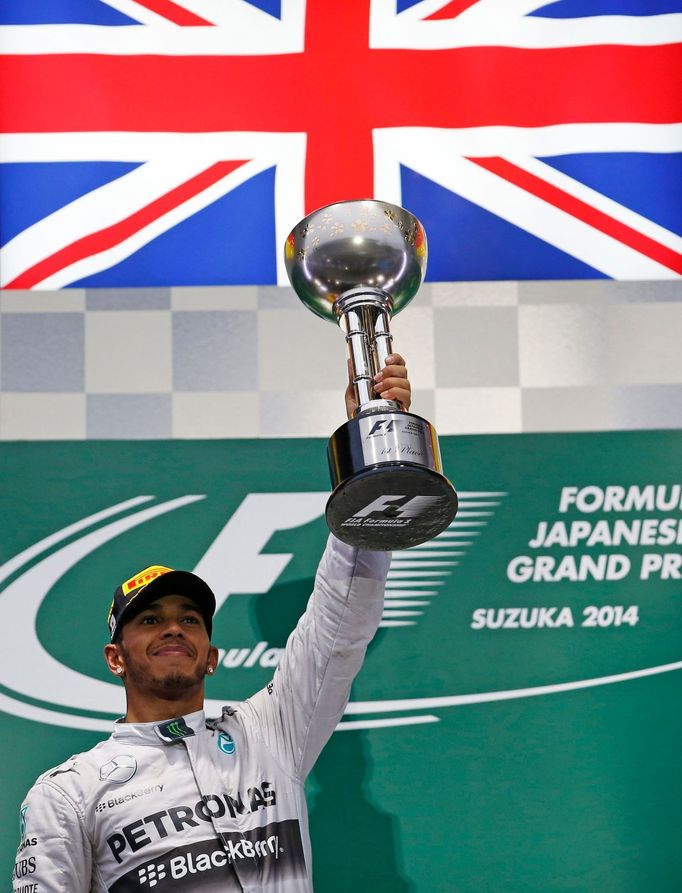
[13,357,411,893]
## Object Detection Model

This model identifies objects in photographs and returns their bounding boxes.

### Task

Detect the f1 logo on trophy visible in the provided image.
[285,199,458,550]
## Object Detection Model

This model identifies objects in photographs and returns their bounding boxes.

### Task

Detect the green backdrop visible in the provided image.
[2,430,681,891]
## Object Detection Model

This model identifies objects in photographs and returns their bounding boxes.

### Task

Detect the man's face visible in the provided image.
[114,594,216,700]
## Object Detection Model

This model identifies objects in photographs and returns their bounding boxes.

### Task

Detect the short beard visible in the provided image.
[119,644,205,701]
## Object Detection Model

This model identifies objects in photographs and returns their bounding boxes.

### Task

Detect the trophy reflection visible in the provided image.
[285,199,457,550]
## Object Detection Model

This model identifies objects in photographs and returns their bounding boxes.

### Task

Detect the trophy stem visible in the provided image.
[335,289,399,416]
[372,307,393,371]
[344,310,375,407]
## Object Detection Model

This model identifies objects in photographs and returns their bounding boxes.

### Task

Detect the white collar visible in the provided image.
[111,708,206,745]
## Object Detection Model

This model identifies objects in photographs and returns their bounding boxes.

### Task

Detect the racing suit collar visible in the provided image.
[111,709,206,745]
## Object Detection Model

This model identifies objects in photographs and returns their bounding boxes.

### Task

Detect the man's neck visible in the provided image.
[123,690,205,724]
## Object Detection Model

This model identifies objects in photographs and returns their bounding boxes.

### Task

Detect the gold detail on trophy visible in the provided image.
[403,224,418,246]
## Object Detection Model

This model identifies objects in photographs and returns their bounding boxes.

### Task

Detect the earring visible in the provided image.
[116,667,123,675]
[207,667,214,675]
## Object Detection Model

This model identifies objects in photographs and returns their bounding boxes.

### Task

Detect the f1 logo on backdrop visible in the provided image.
[0,493,328,732]
[0,487,498,734]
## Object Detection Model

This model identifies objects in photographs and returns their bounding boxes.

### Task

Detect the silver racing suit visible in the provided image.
[13,535,390,892]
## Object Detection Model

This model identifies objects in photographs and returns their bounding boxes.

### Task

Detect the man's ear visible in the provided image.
[104,643,125,679]
[207,645,219,675]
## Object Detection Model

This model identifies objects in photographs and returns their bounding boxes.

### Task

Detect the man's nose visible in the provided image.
[160,618,184,636]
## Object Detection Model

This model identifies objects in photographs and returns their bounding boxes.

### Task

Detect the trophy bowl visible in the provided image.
[285,199,457,550]
[284,199,427,323]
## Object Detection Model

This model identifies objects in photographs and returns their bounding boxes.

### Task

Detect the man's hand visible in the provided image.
[345,354,412,419]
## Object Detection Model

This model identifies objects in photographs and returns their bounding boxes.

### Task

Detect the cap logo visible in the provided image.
[109,564,214,643]
[121,565,172,597]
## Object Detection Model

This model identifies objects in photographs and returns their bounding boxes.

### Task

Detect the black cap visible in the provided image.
[107,565,216,642]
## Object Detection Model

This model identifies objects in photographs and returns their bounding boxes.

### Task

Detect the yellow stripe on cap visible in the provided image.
[121,565,173,596]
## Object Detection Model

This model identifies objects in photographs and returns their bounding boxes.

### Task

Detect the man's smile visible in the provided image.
[153,644,193,657]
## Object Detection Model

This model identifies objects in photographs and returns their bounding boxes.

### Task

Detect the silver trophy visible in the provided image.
[285,199,458,550]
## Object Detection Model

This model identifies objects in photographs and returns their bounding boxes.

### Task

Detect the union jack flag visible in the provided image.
[0,0,681,289]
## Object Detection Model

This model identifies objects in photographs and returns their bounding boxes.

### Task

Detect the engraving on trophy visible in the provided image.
[357,416,438,469]
[284,199,458,549]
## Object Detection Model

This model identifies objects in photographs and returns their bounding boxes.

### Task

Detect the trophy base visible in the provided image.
[326,411,458,550]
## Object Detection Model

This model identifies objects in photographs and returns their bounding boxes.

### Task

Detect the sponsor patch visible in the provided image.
[19,805,28,838]
[108,820,305,891]
[122,566,172,595]
[48,759,79,780]
[155,717,195,743]
[96,784,164,814]
[217,732,235,755]
[99,754,138,784]
[106,783,278,864]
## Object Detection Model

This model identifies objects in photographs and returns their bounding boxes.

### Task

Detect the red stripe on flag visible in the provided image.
[132,0,214,26]
[5,160,246,289]
[3,41,680,216]
[5,46,679,133]
[468,156,682,276]
[425,0,479,20]
[303,1,375,211]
